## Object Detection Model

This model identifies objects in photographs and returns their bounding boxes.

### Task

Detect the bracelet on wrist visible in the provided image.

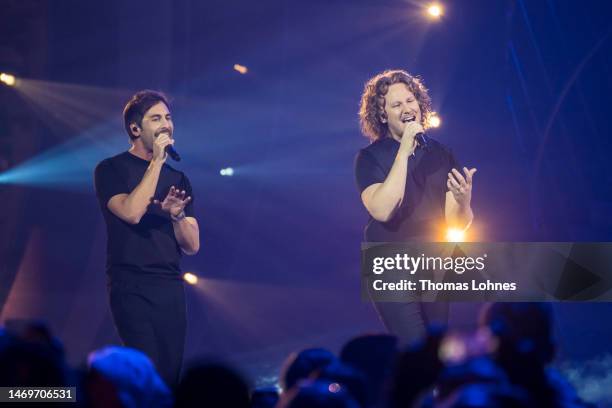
[171,210,186,222]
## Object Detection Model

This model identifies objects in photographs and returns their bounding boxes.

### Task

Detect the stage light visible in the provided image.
[220,167,234,176]
[446,228,465,242]
[183,272,198,285]
[328,383,341,393]
[428,114,441,128]
[0,73,16,87]
[426,3,443,19]
[439,335,467,364]
[233,64,248,74]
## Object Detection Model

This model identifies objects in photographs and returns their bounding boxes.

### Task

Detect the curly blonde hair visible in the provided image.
[358,70,432,141]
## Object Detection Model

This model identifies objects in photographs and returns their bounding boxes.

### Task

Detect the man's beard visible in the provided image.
[155,129,172,138]
[148,130,172,150]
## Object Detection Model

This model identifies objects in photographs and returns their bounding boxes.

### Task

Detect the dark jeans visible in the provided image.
[372,301,449,346]
[108,277,186,388]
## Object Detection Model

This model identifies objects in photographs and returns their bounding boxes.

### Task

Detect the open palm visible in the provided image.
[153,186,191,217]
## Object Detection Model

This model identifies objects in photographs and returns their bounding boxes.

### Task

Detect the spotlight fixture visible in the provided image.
[0,73,16,87]
[220,167,234,176]
[428,114,441,128]
[183,272,198,285]
[233,64,248,74]
[426,3,443,19]
[446,228,465,242]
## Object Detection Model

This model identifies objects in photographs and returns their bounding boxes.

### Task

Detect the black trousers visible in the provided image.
[108,277,186,388]
[365,258,449,346]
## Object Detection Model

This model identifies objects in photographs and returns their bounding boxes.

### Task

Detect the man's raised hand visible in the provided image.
[447,167,477,207]
[152,186,191,217]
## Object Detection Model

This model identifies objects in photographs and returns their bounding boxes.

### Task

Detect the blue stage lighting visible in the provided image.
[220,167,234,176]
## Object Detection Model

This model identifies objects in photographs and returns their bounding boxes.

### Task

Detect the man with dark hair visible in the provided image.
[354,70,476,344]
[94,90,200,388]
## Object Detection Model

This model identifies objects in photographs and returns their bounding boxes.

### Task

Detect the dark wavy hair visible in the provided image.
[122,90,170,140]
[358,70,432,142]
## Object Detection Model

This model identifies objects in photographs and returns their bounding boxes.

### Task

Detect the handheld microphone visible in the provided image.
[415,132,428,148]
[165,144,181,161]
[403,116,428,149]
[154,129,181,161]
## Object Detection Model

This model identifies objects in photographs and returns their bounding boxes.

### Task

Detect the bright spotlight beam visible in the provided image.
[426,3,443,19]
[428,114,441,128]
[446,228,465,242]
[0,121,125,190]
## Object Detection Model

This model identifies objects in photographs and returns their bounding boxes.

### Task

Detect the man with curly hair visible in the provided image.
[354,70,476,344]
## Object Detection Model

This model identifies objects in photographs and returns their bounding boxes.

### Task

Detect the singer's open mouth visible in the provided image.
[401,116,416,123]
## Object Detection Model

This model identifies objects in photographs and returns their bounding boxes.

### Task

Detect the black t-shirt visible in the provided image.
[354,136,460,242]
[94,151,195,281]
